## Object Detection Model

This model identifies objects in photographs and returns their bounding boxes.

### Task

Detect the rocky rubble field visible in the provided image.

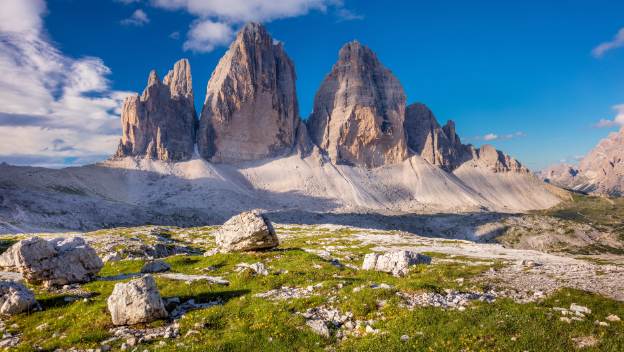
[0,208,621,351]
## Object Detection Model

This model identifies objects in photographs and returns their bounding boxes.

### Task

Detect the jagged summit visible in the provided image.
[109,22,532,180]
[542,127,624,195]
[196,22,303,163]
[307,40,408,168]
[115,59,196,162]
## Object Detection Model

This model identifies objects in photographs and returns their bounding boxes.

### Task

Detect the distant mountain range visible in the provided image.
[0,23,565,233]
[541,127,624,196]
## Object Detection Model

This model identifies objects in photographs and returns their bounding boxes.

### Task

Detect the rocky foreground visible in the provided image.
[0,206,622,351]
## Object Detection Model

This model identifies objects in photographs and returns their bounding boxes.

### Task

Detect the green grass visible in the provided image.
[4,229,624,351]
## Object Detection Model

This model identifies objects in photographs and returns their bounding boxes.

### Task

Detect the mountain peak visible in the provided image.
[307,40,408,168]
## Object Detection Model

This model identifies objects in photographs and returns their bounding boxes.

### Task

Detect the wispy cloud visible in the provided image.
[335,8,364,21]
[593,104,624,128]
[474,131,526,142]
[0,0,131,167]
[121,9,150,26]
[149,0,360,53]
[168,31,180,40]
[592,27,624,58]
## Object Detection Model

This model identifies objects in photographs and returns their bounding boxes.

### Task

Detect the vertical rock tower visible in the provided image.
[197,23,303,163]
[115,59,196,161]
[307,41,408,168]
[404,103,472,171]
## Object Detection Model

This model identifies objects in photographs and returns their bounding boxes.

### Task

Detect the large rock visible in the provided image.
[115,59,196,161]
[362,251,431,277]
[307,41,408,168]
[215,210,278,252]
[0,281,36,315]
[0,237,103,287]
[107,275,168,326]
[197,23,305,163]
[404,103,473,171]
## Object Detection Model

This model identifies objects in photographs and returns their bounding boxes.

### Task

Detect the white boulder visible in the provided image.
[215,211,279,252]
[0,237,103,287]
[0,280,36,315]
[362,251,431,277]
[107,275,168,326]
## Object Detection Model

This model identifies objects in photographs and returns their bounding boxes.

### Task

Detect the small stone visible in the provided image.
[606,314,620,322]
[400,335,409,342]
[569,303,591,315]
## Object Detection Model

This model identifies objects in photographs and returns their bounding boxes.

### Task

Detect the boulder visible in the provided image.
[107,275,168,326]
[215,211,278,252]
[0,237,103,287]
[197,22,305,163]
[114,59,196,161]
[141,260,171,274]
[0,280,36,315]
[362,251,431,277]
[307,41,408,168]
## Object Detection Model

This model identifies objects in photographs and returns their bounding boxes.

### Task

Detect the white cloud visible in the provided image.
[183,20,234,53]
[594,104,624,128]
[121,9,150,26]
[592,28,624,58]
[0,0,132,167]
[477,131,526,142]
[483,133,498,141]
[168,31,180,40]
[149,0,359,52]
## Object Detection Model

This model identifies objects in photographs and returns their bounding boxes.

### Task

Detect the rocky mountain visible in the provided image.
[405,103,527,173]
[542,128,624,196]
[307,41,408,168]
[115,59,196,161]
[0,22,564,234]
[197,22,305,163]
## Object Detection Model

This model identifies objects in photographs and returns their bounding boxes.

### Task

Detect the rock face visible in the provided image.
[362,251,431,277]
[0,237,103,287]
[0,281,36,315]
[307,41,408,168]
[215,210,279,252]
[404,103,472,171]
[115,59,196,161]
[197,23,303,163]
[107,275,168,326]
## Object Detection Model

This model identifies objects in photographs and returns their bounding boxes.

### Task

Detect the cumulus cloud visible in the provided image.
[476,131,526,142]
[149,0,360,52]
[121,9,150,26]
[0,0,132,167]
[592,28,624,58]
[183,20,234,53]
[594,104,624,128]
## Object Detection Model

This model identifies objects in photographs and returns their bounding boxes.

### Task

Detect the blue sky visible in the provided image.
[1,0,624,169]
